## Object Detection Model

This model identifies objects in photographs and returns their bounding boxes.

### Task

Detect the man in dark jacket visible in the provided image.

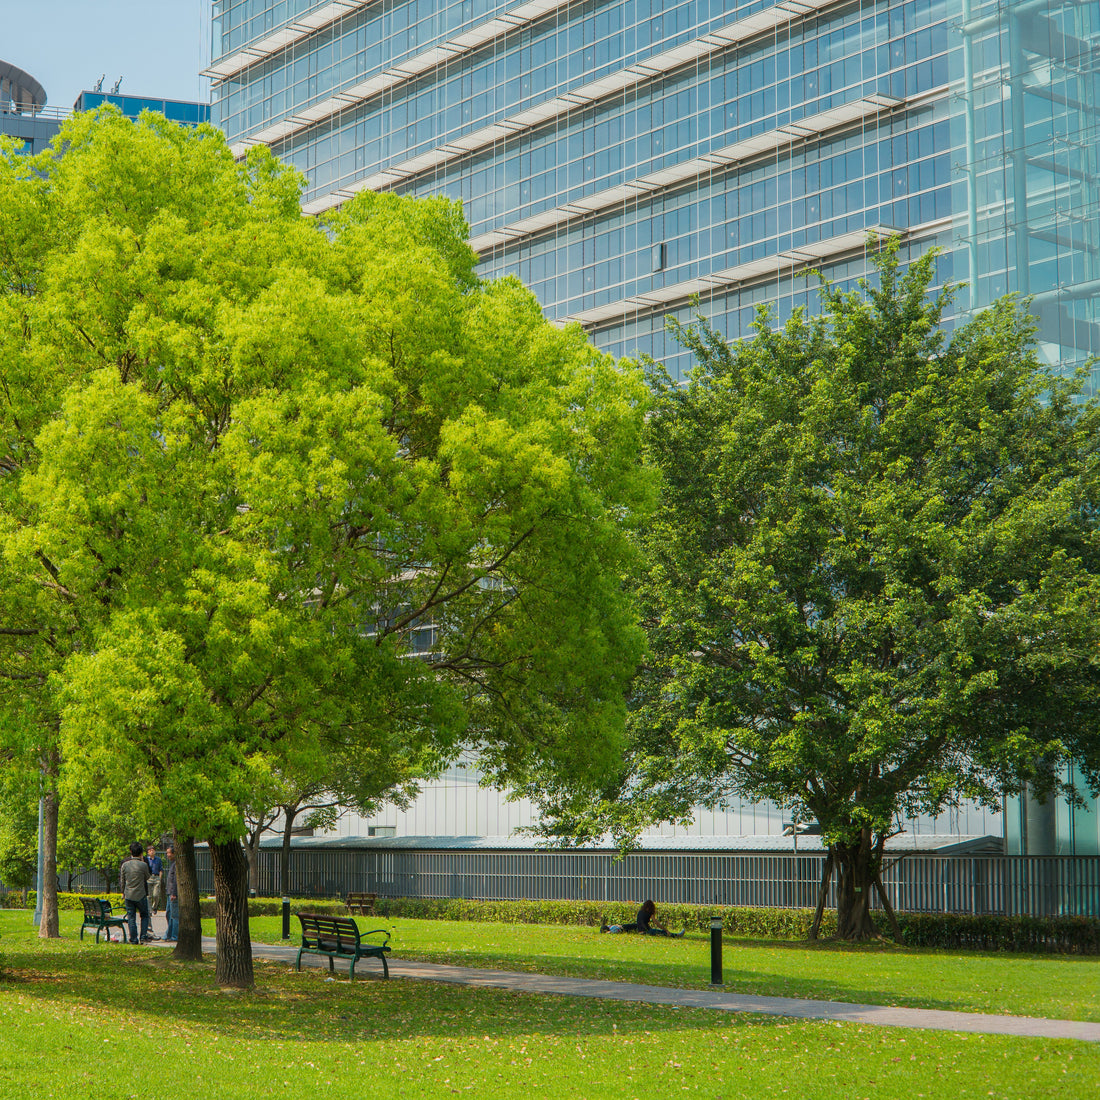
[164,845,179,942]
[120,841,153,944]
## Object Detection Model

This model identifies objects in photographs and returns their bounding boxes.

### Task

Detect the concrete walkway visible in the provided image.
[210,937,1100,1043]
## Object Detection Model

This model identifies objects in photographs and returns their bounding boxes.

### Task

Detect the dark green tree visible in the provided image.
[533,244,1100,940]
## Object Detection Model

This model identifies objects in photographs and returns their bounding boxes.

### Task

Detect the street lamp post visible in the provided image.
[709,916,723,986]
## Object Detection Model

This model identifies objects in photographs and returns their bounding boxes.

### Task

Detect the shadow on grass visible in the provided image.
[0,940,802,1045]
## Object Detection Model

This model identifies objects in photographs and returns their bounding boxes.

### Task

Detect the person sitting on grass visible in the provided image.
[601,899,685,937]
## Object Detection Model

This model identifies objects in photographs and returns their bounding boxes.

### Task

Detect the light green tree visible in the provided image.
[1,109,652,983]
[56,786,151,893]
[0,767,38,906]
[531,245,1100,940]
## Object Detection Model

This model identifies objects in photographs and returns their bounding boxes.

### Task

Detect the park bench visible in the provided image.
[296,912,391,980]
[79,897,128,943]
[345,892,377,915]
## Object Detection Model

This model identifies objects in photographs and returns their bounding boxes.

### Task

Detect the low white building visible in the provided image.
[316,754,1003,845]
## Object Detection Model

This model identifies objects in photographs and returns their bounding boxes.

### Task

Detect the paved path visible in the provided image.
[208,938,1100,1043]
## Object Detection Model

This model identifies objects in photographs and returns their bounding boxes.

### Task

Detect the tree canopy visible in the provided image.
[532,244,1100,939]
[0,108,652,980]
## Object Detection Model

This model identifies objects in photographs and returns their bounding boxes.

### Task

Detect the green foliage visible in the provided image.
[888,912,1100,954]
[206,896,346,920]
[0,108,652,924]
[529,242,1100,936]
[3,892,349,919]
[0,776,36,893]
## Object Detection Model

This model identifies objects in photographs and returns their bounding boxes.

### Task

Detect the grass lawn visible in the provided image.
[241,913,1100,1023]
[4,911,1094,1100]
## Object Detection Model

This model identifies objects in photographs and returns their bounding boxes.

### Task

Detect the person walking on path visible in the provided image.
[120,841,154,944]
[163,845,179,943]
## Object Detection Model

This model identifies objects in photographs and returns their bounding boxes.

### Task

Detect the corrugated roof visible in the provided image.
[257,833,1003,855]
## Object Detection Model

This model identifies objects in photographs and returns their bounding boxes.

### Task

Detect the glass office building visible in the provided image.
[207,1,1100,850]
[209,0,1099,383]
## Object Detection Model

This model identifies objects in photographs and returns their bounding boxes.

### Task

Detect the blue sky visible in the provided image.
[5,1,210,111]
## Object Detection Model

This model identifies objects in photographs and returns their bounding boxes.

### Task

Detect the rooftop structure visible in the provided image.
[0,58,45,112]
[1,60,212,156]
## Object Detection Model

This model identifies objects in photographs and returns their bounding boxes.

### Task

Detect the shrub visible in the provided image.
[887,911,1100,954]
[14,893,1100,953]
[0,890,29,910]
[372,897,829,936]
[372,896,1100,953]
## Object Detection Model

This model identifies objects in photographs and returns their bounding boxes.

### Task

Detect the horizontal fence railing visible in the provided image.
[56,849,1100,919]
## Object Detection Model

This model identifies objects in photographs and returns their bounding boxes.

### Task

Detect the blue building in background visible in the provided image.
[73,90,211,127]
[1,60,211,155]
[208,0,1099,384]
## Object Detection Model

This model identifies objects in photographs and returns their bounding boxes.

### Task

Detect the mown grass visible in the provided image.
[3,910,1098,1100]
[239,913,1100,1023]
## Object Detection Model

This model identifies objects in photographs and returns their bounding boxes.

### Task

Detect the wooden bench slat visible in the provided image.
[346,892,377,915]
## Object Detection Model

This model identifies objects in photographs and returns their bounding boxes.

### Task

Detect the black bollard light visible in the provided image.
[282,896,290,940]
[709,916,723,986]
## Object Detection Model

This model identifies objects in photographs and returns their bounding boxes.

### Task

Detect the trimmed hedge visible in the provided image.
[371,897,1100,954]
[889,911,1100,954]
[373,896,832,939]
[5,892,349,920]
[7,892,1100,954]
[197,897,347,920]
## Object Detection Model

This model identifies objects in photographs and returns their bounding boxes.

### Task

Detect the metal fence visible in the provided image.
[117,847,1099,918]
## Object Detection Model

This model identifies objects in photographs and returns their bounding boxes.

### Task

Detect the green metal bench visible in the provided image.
[295,912,391,980]
[79,897,128,943]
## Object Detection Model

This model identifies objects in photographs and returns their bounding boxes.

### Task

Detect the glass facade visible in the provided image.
[210,0,1100,384]
[208,1,1100,844]
[1004,766,1100,857]
[73,92,211,126]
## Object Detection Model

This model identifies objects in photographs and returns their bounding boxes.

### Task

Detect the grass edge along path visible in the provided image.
[247,937,1100,1043]
[239,913,1100,1024]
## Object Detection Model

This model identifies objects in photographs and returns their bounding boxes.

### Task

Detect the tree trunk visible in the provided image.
[173,836,204,962]
[874,873,905,944]
[832,831,881,941]
[210,839,254,989]
[279,804,299,898]
[245,824,262,896]
[808,852,833,941]
[38,764,60,939]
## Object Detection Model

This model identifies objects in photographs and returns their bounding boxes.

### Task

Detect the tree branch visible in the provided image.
[381,527,536,640]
